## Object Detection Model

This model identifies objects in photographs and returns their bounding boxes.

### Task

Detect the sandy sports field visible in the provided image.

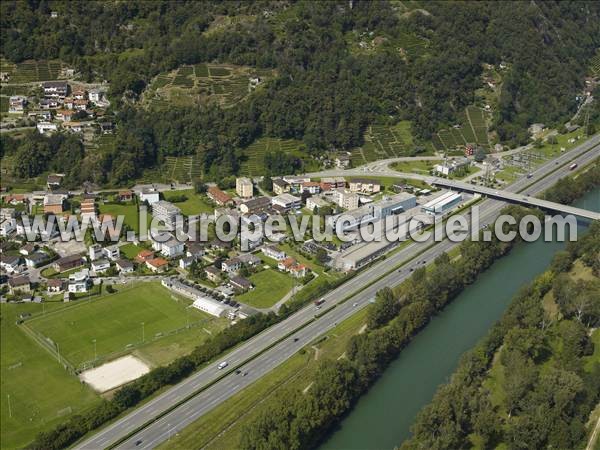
[79,355,150,392]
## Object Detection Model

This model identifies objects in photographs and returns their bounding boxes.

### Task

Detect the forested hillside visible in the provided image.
[2,1,599,185]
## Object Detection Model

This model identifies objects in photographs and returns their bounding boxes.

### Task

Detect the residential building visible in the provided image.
[37,122,58,134]
[135,249,154,262]
[179,256,195,269]
[433,158,470,176]
[24,252,48,268]
[8,95,26,113]
[80,198,96,219]
[47,174,63,189]
[277,257,296,271]
[306,196,330,212]
[39,99,59,109]
[272,178,289,195]
[204,266,221,283]
[47,279,65,294]
[91,259,110,273]
[88,244,102,261]
[118,190,134,202]
[88,88,107,105]
[1,254,21,274]
[334,153,351,168]
[53,254,85,272]
[9,275,31,294]
[271,193,301,211]
[2,193,26,205]
[0,218,16,237]
[207,186,233,206]
[222,257,242,274]
[55,109,74,121]
[139,188,160,205]
[146,258,168,273]
[236,177,253,199]
[320,177,346,191]
[160,238,185,258]
[229,275,253,292]
[332,189,360,210]
[348,178,381,194]
[239,196,271,215]
[116,259,134,273]
[43,194,64,215]
[68,268,90,293]
[103,244,120,261]
[237,253,261,266]
[289,264,307,278]
[301,181,321,195]
[42,81,68,98]
[186,243,204,259]
[262,245,287,261]
[152,201,181,229]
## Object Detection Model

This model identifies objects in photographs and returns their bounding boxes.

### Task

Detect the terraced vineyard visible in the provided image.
[0,59,68,83]
[141,155,204,184]
[433,105,490,153]
[239,137,304,176]
[352,121,424,164]
[143,64,273,109]
[590,49,600,77]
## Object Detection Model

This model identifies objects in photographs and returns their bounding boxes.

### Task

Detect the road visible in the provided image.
[75,135,600,450]
[432,178,600,221]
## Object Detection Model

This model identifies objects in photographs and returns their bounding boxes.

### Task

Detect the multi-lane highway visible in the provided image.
[76,134,599,450]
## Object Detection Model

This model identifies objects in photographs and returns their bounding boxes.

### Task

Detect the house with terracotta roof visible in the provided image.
[146,257,168,273]
[278,257,297,271]
[135,249,154,262]
[207,186,233,206]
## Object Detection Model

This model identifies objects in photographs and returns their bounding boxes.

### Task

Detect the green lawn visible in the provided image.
[26,283,222,368]
[98,202,148,233]
[162,189,213,216]
[119,243,144,260]
[236,268,295,309]
[1,302,101,449]
[391,160,440,174]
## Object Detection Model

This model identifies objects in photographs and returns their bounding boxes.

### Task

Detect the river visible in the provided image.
[320,188,600,450]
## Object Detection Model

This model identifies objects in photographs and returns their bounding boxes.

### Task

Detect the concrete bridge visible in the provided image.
[432,178,600,221]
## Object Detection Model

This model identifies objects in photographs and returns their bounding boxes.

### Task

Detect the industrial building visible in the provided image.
[421,191,463,215]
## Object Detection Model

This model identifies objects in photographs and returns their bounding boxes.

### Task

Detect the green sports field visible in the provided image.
[1,302,101,449]
[25,282,225,369]
[236,268,295,309]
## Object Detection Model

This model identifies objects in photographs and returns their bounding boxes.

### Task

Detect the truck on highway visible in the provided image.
[569,163,578,170]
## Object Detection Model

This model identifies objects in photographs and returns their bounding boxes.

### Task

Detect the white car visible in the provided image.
[218,361,228,370]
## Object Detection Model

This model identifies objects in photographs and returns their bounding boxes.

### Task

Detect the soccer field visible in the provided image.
[26,282,223,369]
[1,302,101,449]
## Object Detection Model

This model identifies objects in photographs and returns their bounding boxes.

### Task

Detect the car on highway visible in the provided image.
[352,302,358,307]
[135,440,143,446]
[218,361,228,370]
[235,369,241,374]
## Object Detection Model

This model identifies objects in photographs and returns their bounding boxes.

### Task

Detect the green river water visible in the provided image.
[320,188,599,450]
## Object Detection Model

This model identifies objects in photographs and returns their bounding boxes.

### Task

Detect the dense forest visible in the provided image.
[2,1,599,185]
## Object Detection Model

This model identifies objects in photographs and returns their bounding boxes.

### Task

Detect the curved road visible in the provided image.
[75,134,600,450]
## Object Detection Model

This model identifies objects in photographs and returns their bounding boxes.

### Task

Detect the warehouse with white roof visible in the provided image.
[421,191,462,215]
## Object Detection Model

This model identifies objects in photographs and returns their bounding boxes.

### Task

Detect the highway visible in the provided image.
[75,135,599,450]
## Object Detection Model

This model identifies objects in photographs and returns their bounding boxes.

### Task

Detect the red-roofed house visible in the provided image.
[146,257,168,273]
[207,186,233,206]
